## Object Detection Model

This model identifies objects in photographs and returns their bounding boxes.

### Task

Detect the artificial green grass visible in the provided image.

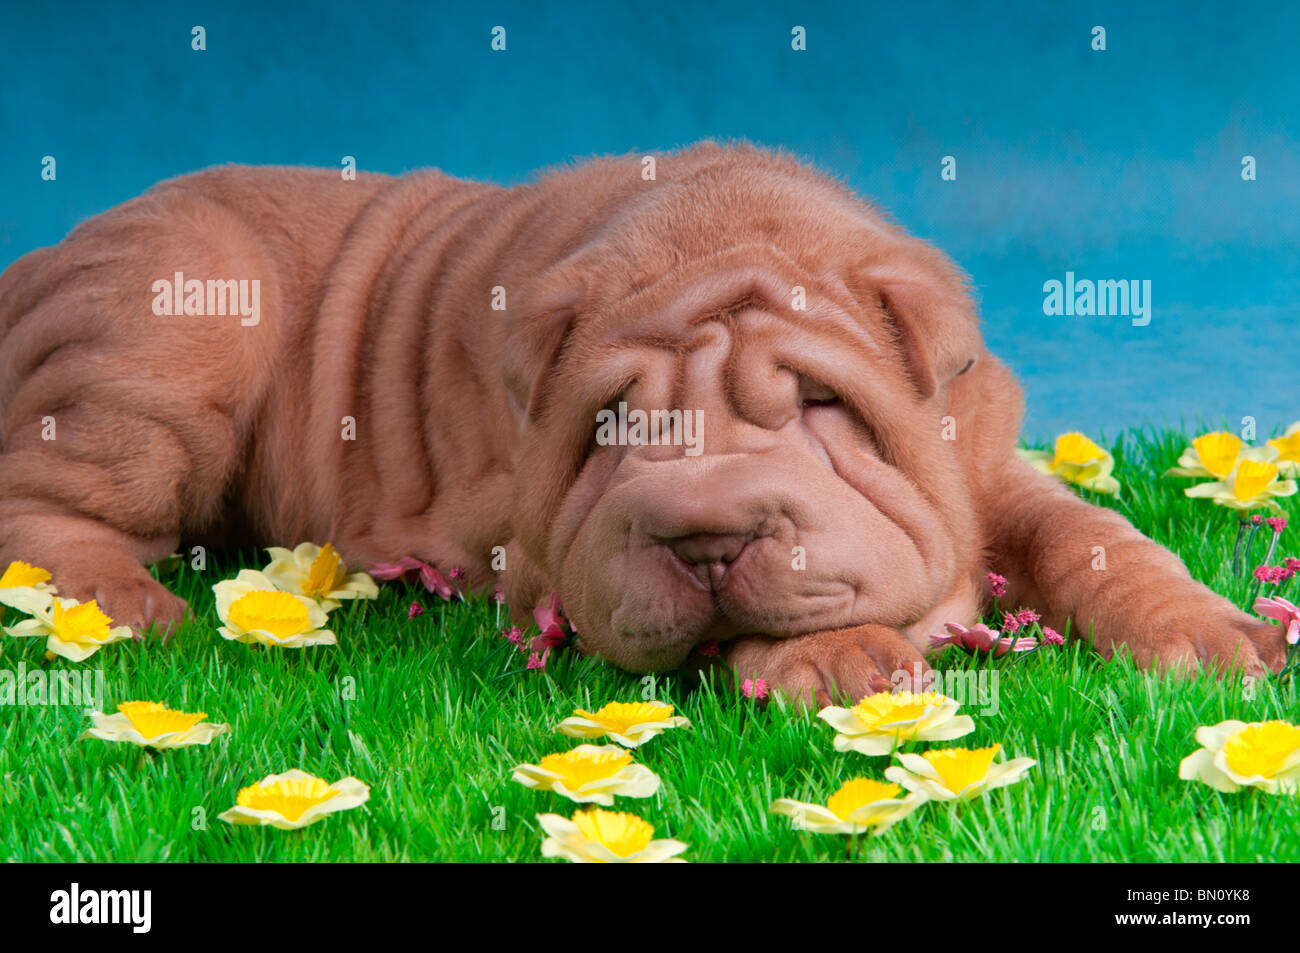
[2,425,1299,862]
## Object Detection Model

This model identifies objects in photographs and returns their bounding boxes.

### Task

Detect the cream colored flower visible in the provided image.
[555,700,690,747]
[4,597,132,662]
[1267,423,1300,478]
[884,744,1036,801]
[1178,719,1300,795]
[771,777,926,835]
[213,569,336,648]
[1164,431,1277,480]
[819,690,975,756]
[79,701,230,749]
[0,559,58,616]
[1017,432,1120,494]
[261,542,378,611]
[538,809,687,863]
[512,745,661,805]
[1183,459,1296,514]
[218,769,370,830]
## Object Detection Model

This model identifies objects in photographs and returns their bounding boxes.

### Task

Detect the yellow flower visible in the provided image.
[555,700,690,748]
[1178,719,1300,794]
[818,690,975,756]
[1184,459,1297,514]
[512,744,661,805]
[0,559,58,615]
[1268,422,1300,478]
[1017,432,1120,494]
[1165,431,1278,480]
[218,769,370,830]
[79,701,230,749]
[771,777,926,835]
[3,597,132,662]
[213,569,336,648]
[884,743,1036,801]
[537,809,687,863]
[261,542,379,611]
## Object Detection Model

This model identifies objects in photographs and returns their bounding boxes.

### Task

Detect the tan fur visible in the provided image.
[0,143,1281,702]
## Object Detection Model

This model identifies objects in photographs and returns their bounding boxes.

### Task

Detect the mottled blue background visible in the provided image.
[1,0,1295,439]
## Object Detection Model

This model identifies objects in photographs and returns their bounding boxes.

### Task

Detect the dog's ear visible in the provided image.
[500,272,585,425]
[860,258,984,400]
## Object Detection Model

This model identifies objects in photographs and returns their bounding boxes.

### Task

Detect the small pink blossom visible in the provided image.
[1002,612,1021,633]
[1014,608,1040,627]
[492,589,506,605]
[1267,517,1288,534]
[1253,564,1274,583]
[530,593,569,666]
[407,601,425,620]
[369,556,427,581]
[450,566,467,583]
[1041,626,1065,646]
[1252,514,1264,525]
[501,626,524,647]
[987,572,1008,598]
[698,639,720,657]
[526,652,545,670]
[741,678,768,700]
[1255,595,1300,644]
[419,563,455,601]
[931,622,1037,657]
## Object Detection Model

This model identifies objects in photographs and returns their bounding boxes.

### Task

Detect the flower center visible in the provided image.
[826,777,903,820]
[574,701,674,734]
[539,749,633,788]
[1052,432,1105,468]
[1193,431,1242,478]
[229,590,313,638]
[237,776,339,821]
[922,744,1002,793]
[50,600,114,645]
[118,701,206,740]
[1222,721,1300,779]
[304,544,345,598]
[572,808,654,857]
[850,691,948,733]
[0,560,51,589]
[1232,460,1279,501]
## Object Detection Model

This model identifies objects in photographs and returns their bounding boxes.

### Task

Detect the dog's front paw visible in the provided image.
[1114,606,1281,678]
[722,624,931,710]
[48,551,188,636]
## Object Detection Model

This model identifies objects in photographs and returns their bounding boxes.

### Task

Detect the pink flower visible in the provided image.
[492,589,506,605]
[931,622,1037,657]
[1267,517,1288,534]
[501,626,524,647]
[697,639,720,658]
[1041,626,1065,646]
[987,572,1008,598]
[1014,608,1040,627]
[407,601,425,620]
[530,593,569,666]
[526,653,545,670]
[741,678,768,700]
[1255,595,1300,644]
[450,566,467,583]
[1254,565,1274,583]
[1283,557,1300,580]
[369,556,428,581]
[1002,612,1021,633]
[419,563,455,601]
[1252,514,1264,525]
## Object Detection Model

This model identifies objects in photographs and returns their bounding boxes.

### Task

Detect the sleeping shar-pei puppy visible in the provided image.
[0,143,1282,704]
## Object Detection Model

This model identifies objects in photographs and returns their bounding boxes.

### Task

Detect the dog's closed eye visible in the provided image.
[797,376,841,408]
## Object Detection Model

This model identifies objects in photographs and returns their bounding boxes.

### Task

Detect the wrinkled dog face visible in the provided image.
[507,157,984,671]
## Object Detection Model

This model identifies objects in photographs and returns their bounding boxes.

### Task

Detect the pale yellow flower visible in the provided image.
[1184,459,1296,514]
[512,745,661,805]
[0,559,58,616]
[1017,432,1120,494]
[79,701,230,749]
[1165,431,1277,480]
[884,744,1036,801]
[538,809,687,863]
[771,777,926,835]
[4,597,132,662]
[261,542,378,611]
[1178,719,1300,795]
[818,690,975,756]
[555,700,690,748]
[218,769,370,830]
[1267,423,1300,478]
[213,569,336,648]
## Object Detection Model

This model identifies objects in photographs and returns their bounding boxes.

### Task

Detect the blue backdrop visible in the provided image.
[2,0,1295,440]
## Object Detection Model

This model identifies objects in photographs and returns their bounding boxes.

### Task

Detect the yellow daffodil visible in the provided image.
[1184,459,1297,514]
[1165,431,1277,480]
[218,769,370,830]
[79,701,230,749]
[261,542,379,611]
[0,559,58,616]
[555,700,690,748]
[512,744,661,805]
[771,777,926,835]
[818,690,975,756]
[1268,422,1300,478]
[1178,719,1300,795]
[537,809,687,863]
[213,569,336,648]
[884,744,1036,801]
[3,597,132,662]
[1017,432,1120,494]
